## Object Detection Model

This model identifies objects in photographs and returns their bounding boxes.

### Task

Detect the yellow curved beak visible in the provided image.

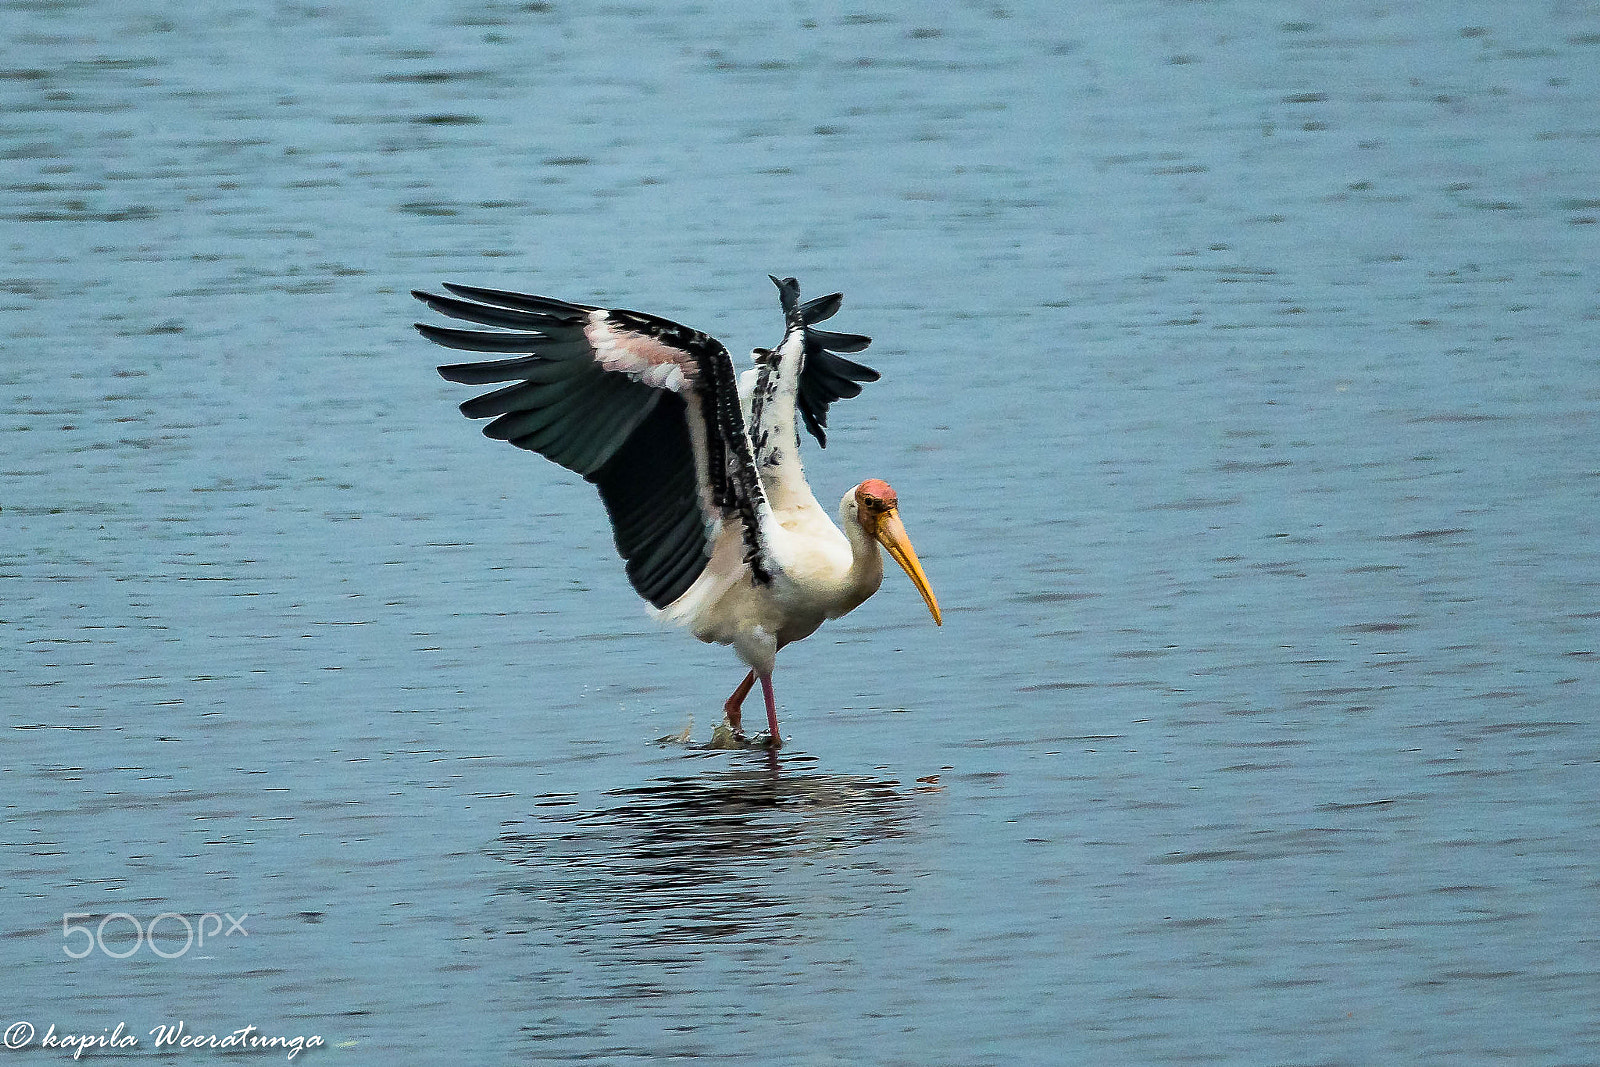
[875,507,943,626]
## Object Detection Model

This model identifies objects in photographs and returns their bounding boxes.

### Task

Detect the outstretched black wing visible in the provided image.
[767,277,879,448]
[416,283,771,608]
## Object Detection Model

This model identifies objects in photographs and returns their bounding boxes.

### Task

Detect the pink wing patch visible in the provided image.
[585,312,699,392]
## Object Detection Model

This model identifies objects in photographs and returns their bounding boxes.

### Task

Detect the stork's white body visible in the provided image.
[671,490,884,677]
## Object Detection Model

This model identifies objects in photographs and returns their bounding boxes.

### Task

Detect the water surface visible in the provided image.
[4,1,1599,1062]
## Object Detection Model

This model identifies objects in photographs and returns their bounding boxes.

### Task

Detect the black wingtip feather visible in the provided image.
[795,328,879,450]
[433,283,596,324]
[415,322,554,353]
[414,289,586,333]
[799,292,842,325]
[807,328,873,355]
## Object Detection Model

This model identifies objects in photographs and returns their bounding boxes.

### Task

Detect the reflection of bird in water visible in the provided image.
[415,276,942,746]
[490,766,912,946]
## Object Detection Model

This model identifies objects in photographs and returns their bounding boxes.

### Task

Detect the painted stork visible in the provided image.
[413,276,941,747]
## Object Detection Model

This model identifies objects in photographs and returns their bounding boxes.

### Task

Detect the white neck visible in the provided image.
[834,488,884,617]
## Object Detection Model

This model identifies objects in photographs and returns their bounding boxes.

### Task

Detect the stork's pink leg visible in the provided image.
[759,673,781,748]
[723,670,756,735]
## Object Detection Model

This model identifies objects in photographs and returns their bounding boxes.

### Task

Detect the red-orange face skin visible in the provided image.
[854,479,898,534]
[854,478,942,626]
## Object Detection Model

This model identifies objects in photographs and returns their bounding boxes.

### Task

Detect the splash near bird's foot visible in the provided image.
[708,720,781,750]
[709,720,745,749]
[655,714,694,745]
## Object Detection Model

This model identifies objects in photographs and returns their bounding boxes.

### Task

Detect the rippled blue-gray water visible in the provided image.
[5,1,1599,1062]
